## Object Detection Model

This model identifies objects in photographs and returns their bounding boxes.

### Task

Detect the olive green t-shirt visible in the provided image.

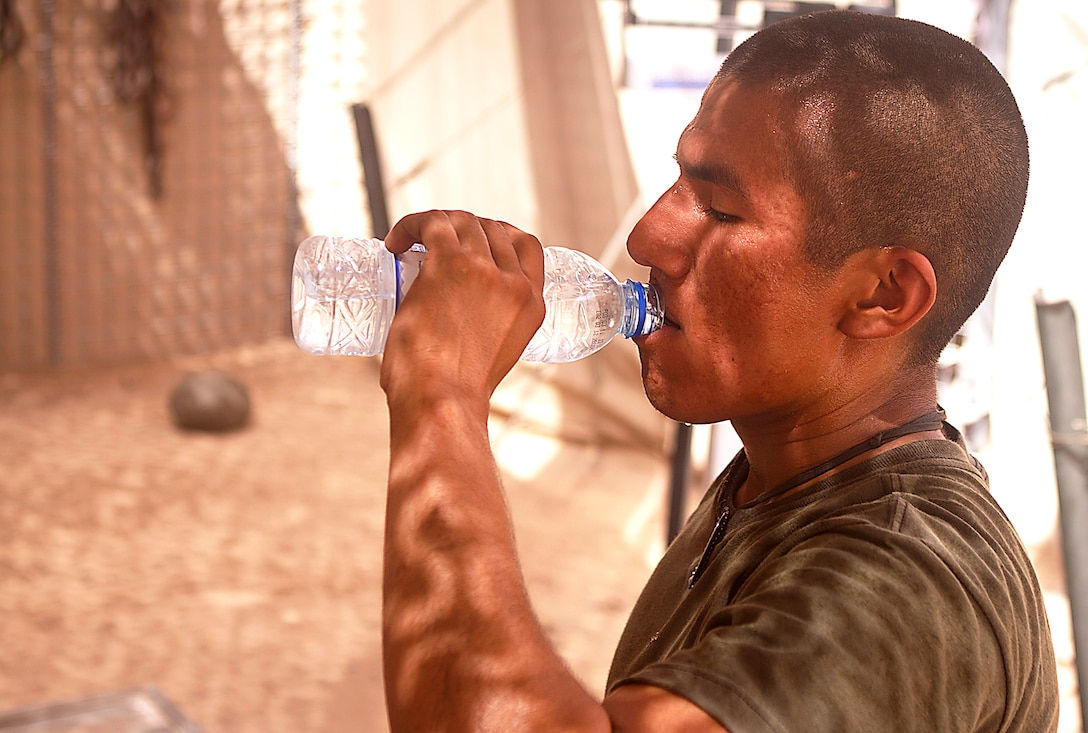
[607,433,1058,732]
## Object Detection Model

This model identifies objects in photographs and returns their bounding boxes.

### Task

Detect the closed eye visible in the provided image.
[696,202,740,224]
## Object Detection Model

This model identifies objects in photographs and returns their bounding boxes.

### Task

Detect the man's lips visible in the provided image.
[635,314,679,345]
[648,279,677,330]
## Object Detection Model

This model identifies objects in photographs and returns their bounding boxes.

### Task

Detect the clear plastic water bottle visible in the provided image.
[291,235,664,363]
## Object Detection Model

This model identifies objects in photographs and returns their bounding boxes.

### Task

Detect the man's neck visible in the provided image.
[732,388,942,506]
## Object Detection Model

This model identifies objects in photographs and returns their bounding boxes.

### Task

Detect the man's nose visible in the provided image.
[626,184,690,279]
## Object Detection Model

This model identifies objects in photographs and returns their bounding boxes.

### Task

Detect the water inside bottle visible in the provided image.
[521,276,622,363]
[291,242,397,356]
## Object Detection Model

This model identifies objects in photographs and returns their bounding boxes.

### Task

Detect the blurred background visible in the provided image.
[0,0,1085,731]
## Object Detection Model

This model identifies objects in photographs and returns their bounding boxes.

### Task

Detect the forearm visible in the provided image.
[383,397,610,733]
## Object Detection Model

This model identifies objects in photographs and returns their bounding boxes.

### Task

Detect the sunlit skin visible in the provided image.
[379,216,727,732]
[628,79,941,503]
[376,79,941,732]
[380,213,613,732]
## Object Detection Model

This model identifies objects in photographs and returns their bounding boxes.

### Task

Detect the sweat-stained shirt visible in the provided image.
[607,427,1059,732]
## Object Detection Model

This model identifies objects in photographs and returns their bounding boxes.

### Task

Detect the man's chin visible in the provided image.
[640,373,689,423]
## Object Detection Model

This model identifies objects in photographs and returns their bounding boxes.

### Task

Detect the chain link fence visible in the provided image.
[0,0,373,371]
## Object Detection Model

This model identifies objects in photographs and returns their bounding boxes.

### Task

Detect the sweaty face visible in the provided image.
[628,81,847,426]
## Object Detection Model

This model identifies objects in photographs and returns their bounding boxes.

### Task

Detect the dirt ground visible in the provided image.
[0,338,673,733]
[0,337,1080,731]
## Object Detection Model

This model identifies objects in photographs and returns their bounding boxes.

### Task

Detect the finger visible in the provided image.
[478,218,519,271]
[387,210,505,270]
[444,211,495,260]
[477,218,545,295]
[385,211,543,289]
[498,220,544,291]
[384,210,465,255]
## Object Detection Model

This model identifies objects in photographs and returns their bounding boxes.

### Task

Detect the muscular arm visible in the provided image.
[378,210,727,733]
[383,394,610,731]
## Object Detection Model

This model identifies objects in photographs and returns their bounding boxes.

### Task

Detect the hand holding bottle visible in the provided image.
[291,215,664,363]
[379,211,547,407]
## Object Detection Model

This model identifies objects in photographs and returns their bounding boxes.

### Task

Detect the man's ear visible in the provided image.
[838,247,936,340]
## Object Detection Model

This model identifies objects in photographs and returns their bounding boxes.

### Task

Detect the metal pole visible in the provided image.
[975,0,1012,75]
[285,0,303,337]
[1035,298,1088,733]
[37,0,59,366]
[667,422,693,545]
[352,103,390,240]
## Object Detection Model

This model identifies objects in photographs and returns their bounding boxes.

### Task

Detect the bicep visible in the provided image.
[604,684,729,733]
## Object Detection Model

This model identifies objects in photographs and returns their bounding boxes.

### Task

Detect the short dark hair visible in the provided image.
[717,10,1029,366]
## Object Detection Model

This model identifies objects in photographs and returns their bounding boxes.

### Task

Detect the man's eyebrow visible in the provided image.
[673,151,752,204]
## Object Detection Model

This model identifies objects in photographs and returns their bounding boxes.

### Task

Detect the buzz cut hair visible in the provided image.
[716,10,1029,366]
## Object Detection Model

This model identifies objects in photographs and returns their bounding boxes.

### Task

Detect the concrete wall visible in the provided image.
[357,0,638,254]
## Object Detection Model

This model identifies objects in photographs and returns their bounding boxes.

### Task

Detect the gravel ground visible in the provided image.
[0,339,669,733]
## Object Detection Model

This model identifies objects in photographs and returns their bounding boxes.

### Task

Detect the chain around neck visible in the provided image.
[687,408,947,588]
[732,408,949,511]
